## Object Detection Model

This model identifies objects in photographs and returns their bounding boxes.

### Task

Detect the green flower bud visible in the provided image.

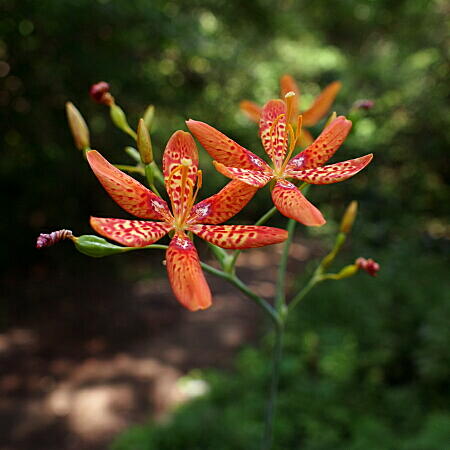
[74,235,133,258]
[340,201,358,233]
[143,105,155,130]
[137,118,153,164]
[66,102,90,150]
[110,104,137,139]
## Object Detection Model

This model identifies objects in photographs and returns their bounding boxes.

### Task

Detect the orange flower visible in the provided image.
[86,131,288,311]
[187,96,372,227]
[240,74,341,146]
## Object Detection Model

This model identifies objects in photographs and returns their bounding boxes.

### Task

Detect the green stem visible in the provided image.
[275,219,296,313]
[114,164,145,175]
[229,206,278,270]
[261,322,284,450]
[200,262,280,327]
[288,275,320,312]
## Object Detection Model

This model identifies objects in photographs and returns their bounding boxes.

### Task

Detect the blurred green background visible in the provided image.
[1,0,449,449]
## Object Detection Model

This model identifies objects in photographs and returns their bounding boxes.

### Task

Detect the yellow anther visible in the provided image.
[181,157,192,167]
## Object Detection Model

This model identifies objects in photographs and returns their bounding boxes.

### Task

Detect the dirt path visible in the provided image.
[0,241,316,450]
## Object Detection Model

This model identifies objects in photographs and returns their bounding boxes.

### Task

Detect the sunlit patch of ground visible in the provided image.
[0,240,318,449]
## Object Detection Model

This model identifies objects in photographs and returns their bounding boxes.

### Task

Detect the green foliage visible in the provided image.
[112,244,450,449]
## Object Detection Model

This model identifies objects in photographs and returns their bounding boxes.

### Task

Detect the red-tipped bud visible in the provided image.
[355,257,380,276]
[352,99,375,110]
[36,229,73,248]
[89,81,113,105]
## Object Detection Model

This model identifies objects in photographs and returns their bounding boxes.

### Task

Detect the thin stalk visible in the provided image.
[275,219,296,312]
[200,262,280,327]
[261,322,284,450]
[114,164,145,175]
[229,206,278,270]
[288,275,319,312]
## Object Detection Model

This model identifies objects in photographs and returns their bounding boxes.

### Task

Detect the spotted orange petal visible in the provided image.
[186,119,269,171]
[271,179,325,227]
[87,151,171,221]
[90,217,172,247]
[188,180,257,225]
[162,131,199,218]
[189,224,288,249]
[213,161,273,188]
[302,81,342,127]
[259,99,288,168]
[166,234,212,311]
[287,116,352,170]
[240,100,262,123]
[280,75,299,118]
[286,154,373,185]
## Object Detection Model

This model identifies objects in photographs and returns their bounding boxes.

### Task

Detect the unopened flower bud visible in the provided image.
[110,104,132,133]
[36,229,73,248]
[352,99,375,111]
[356,257,380,276]
[340,201,358,233]
[66,102,90,150]
[335,264,359,279]
[143,105,155,130]
[137,118,153,164]
[89,81,113,106]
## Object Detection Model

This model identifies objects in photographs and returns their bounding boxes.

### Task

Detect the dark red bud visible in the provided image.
[352,99,375,110]
[89,81,111,105]
[36,229,73,248]
[355,257,380,276]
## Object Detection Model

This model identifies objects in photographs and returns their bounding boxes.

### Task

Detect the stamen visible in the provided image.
[180,170,202,226]
[295,114,303,142]
[284,91,296,125]
[280,116,302,174]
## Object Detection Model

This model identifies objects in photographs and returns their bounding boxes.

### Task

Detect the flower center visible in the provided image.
[272,92,304,178]
[167,159,202,231]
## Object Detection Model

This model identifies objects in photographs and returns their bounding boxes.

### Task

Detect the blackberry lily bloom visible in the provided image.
[187,95,373,227]
[86,131,288,311]
[240,75,342,146]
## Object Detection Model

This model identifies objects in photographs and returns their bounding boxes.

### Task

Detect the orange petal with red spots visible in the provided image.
[239,100,262,123]
[189,224,288,249]
[280,75,299,118]
[90,217,172,247]
[286,154,373,185]
[259,99,288,168]
[186,119,269,171]
[188,180,257,225]
[271,179,325,227]
[166,234,212,311]
[87,151,171,221]
[302,81,342,126]
[287,116,352,170]
[213,161,272,188]
[162,131,199,217]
